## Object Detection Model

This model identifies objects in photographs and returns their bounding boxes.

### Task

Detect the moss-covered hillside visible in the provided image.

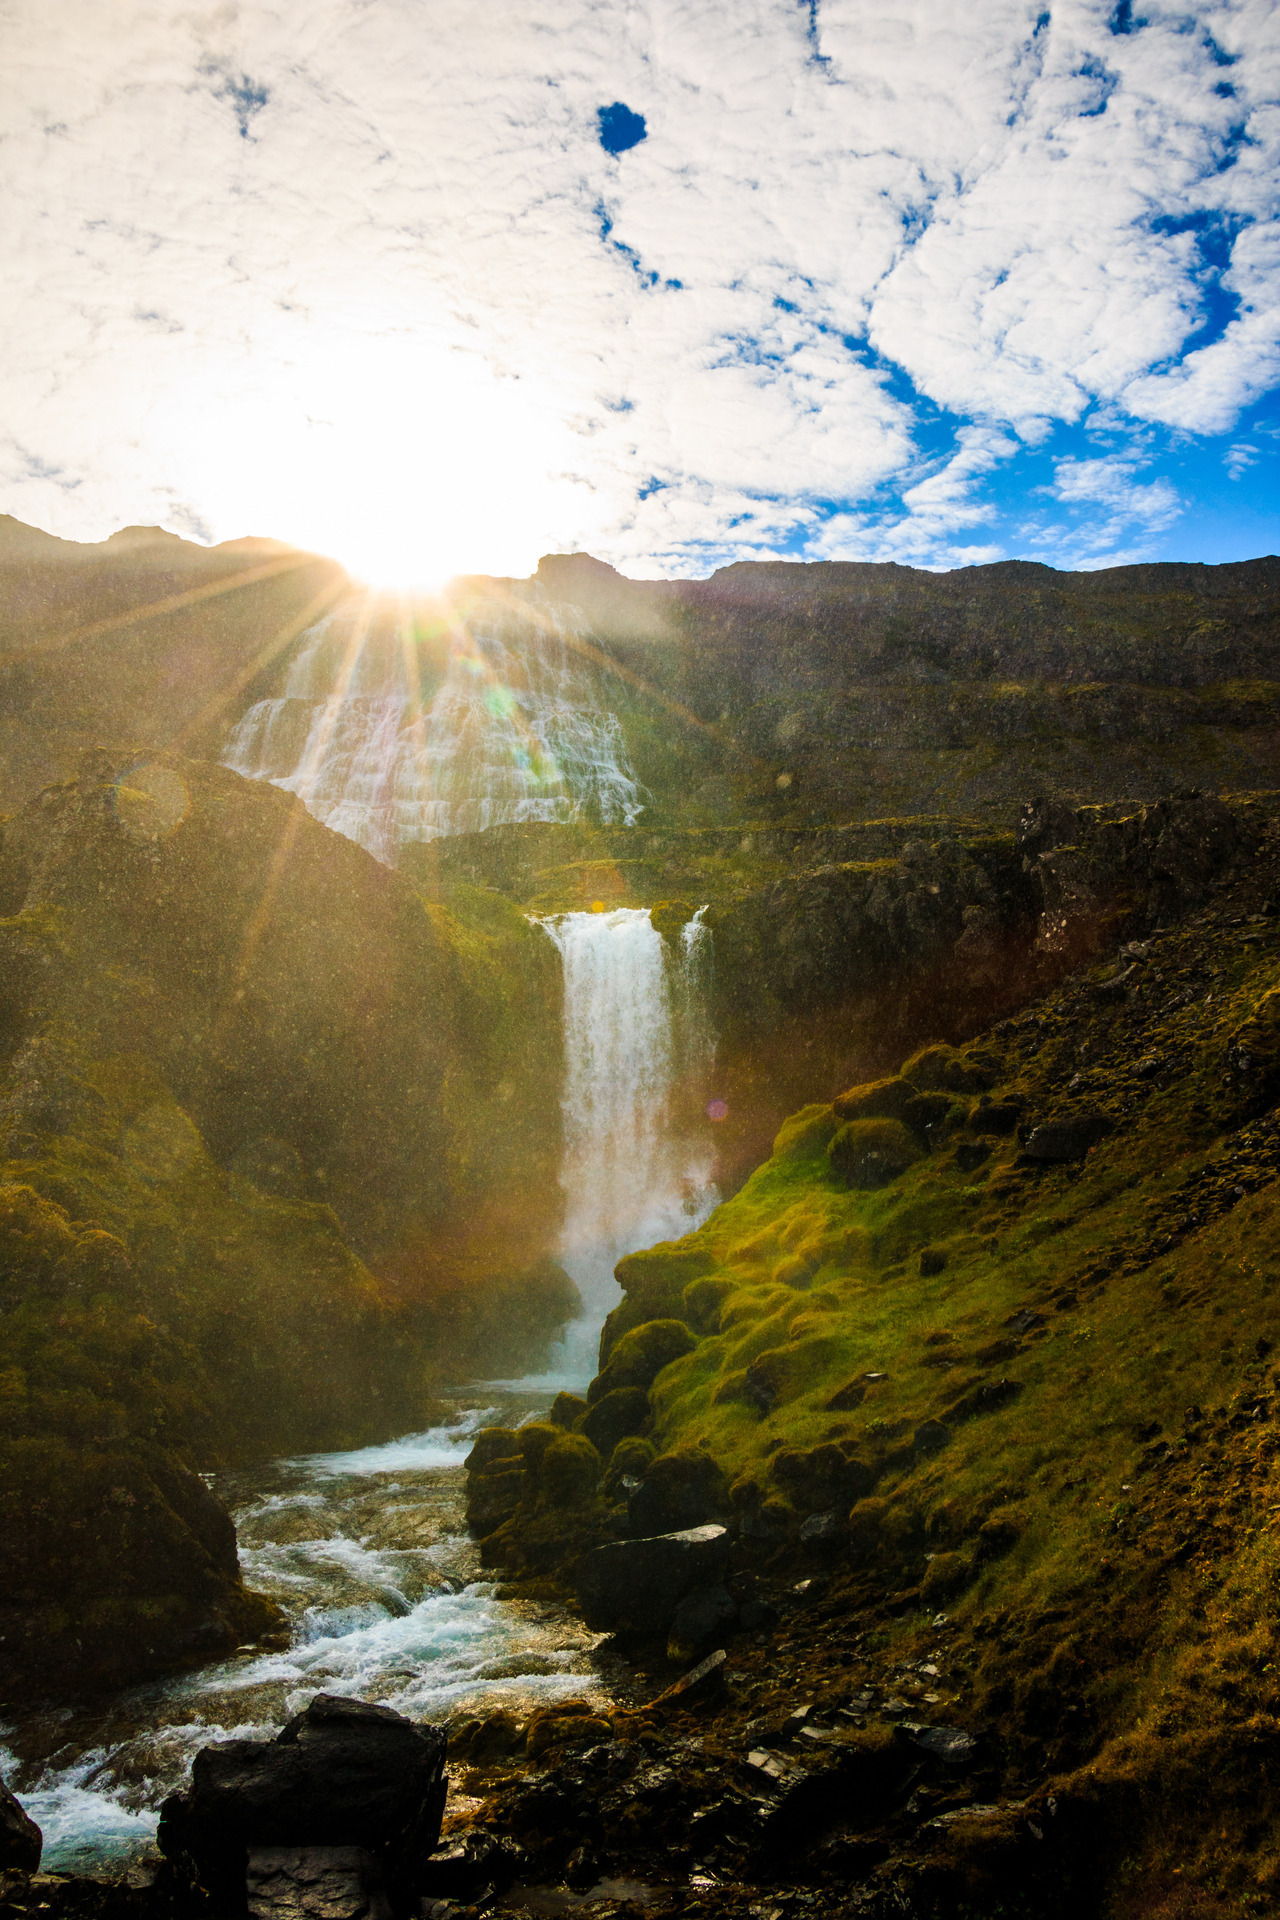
[469,808,1280,1911]
[0,750,574,1704]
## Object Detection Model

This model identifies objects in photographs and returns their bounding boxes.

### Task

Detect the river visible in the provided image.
[0,1395,612,1875]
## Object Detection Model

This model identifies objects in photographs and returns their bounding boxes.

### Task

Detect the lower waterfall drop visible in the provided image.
[532,906,718,1388]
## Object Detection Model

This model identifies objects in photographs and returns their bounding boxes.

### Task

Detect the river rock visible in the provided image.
[0,1775,41,1872]
[158,1695,447,1898]
[576,1524,732,1633]
[246,1845,392,1920]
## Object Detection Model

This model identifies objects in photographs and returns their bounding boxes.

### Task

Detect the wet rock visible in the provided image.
[577,1523,731,1633]
[1019,1111,1112,1163]
[158,1695,446,1900]
[246,1846,392,1920]
[667,1584,737,1662]
[0,1777,40,1872]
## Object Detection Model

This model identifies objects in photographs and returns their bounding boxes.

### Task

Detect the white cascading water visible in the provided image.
[222,600,643,862]
[517,906,718,1388]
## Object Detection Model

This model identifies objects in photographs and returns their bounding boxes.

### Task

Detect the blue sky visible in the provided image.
[2,1,1278,580]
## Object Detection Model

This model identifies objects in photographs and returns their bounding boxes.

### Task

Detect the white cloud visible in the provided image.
[0,0,1275,576]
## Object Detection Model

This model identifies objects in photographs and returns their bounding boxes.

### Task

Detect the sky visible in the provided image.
[2,0,1279,583]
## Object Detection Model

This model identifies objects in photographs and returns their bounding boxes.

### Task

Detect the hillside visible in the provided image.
[461,797,1280,1916]
[0,749,572,1701]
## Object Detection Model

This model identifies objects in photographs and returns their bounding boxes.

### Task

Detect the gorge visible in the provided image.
[2,518,1280,1918]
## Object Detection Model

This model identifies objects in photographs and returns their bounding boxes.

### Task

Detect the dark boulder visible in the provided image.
[158,1695,446,1900]
[667,1584,737,1663]
[417,1830,524,1903]
[1019,1111,1112,1163]
[0,1775,41,1872]
[577,1524,732,1633]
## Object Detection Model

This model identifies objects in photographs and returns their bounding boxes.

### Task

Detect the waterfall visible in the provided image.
[517,906,718,1389]
[222,598,644,862]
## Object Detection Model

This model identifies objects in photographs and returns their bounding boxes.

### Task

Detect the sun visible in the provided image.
[162,333,593,587]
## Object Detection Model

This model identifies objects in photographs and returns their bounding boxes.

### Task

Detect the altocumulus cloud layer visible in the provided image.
[1,0,1278,577]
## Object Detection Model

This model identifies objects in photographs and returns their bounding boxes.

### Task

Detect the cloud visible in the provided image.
[0,0,1276,576]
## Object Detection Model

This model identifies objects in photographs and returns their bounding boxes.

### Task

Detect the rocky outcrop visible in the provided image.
[0,1778,40,1873]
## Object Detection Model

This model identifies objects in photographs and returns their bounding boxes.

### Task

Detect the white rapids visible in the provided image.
[222,599,644,862]
[0,1403,609,1876]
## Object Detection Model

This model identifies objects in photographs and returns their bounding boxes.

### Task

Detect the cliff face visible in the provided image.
[0,518,347,811]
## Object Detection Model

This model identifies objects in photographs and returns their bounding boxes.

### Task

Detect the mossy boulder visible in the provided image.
[588,1319,697,1403]
[682,1273,737,1332]
[539,1433,601,1508]
[464,1427,522,1472]
[515,1423,562,1470]
[901,1043,1001,1093]
[920,1549,975,1606]
[832,1076,917,1123]
[548,1392,589,1431]
[827,1117,922,1188]
[603,1242,716,1358]
[580,1388,652,1456]
[772,1443,876,1511]
[628,1448,728,1535]
[603,1435,657,1498]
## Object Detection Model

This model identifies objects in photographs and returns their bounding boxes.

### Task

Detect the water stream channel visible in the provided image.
[2,605,721,1874]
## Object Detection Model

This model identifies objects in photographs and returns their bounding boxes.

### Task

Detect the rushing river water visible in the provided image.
[0,1397,612,1876]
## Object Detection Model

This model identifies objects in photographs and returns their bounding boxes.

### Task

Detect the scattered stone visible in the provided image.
[576,1525,732,1633]
[246,1845,392,1920]
[897,1722,978,1764]
[798,1511,845,1550]
[0,1777,41,1873]
[650,1648,729,1709]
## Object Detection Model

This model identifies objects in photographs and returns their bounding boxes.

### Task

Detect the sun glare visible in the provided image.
[162,335,593,587]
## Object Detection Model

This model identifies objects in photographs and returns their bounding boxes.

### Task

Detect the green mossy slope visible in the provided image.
[475,816,1280,1907]
[0,753,574,1703]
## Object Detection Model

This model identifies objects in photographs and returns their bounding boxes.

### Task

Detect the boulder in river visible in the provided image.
[576,1523,732,1633]
[158,1694,446,1900]
[0,1774,41,1872]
